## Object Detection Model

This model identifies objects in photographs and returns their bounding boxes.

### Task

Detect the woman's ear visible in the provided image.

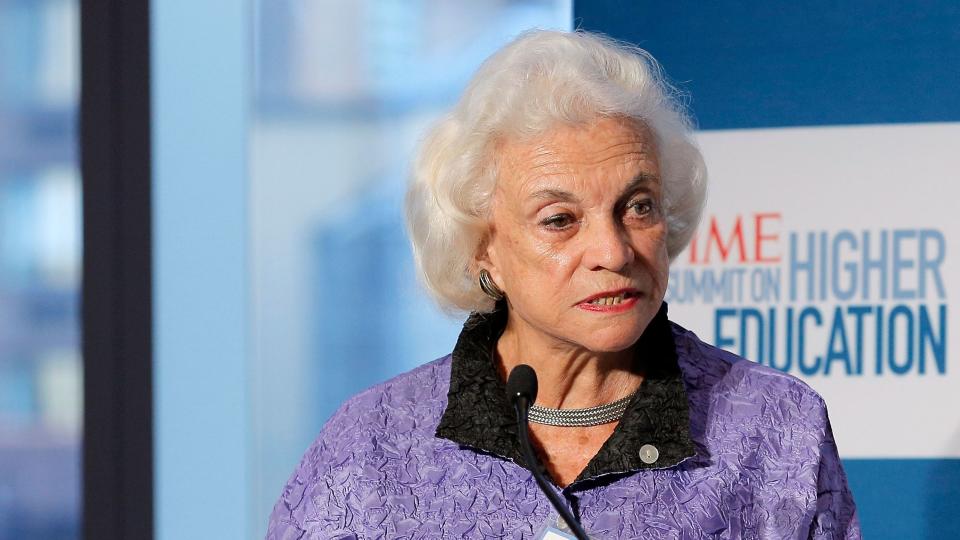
[473,232,508,302]
[472,233,502,284]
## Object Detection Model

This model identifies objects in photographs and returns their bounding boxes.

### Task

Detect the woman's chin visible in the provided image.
[564,314,648,352]
[574,329,643,354]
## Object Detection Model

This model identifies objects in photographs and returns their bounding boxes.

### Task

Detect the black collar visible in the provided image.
[435,302,696,488]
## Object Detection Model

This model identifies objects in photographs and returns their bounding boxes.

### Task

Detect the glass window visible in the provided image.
[0,0,81,538]
[249,1,570,534]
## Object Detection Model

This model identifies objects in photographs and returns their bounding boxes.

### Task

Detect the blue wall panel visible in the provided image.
[575,1,960,129]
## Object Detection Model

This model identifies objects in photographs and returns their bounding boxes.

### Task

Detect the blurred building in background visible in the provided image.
[0,0,81,538]
[249,0,570,534]
[1,1,571,537]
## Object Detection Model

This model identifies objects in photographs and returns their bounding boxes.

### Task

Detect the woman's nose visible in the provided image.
[582,219,635,272]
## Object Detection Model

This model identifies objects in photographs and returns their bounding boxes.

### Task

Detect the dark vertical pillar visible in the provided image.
[80,0,153,538]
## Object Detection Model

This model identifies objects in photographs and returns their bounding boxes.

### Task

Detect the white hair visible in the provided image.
[405,29,707,314]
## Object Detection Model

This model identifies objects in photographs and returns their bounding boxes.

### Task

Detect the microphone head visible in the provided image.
[506,364,538,406]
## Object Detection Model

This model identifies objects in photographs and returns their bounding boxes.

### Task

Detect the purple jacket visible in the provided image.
[267,305,860,539]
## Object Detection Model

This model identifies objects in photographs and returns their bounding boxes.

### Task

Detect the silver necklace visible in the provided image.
[528,392,636,427]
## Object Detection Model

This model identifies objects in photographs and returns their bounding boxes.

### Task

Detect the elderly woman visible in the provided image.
[267,30,859,539]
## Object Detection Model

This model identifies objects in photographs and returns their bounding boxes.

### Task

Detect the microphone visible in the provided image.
[507,365,590,540]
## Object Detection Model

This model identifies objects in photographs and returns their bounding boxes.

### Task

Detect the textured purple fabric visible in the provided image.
[267,322,860,539]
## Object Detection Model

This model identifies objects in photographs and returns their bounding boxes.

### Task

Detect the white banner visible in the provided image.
[668,123,959,458]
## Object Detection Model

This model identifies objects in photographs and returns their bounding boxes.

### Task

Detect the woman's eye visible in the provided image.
[628,199,655,217]
[540,213,576,230]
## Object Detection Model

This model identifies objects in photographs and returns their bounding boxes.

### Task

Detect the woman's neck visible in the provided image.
[495,315,644,410]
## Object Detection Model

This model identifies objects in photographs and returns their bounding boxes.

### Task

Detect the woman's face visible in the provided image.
[481,116,669,353]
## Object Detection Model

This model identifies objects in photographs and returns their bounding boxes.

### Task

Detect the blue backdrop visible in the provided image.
[575,1,960,538]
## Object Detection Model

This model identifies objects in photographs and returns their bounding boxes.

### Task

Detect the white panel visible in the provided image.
[668,123,960,458]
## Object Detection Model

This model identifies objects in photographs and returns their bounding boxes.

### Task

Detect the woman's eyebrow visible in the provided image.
[620,173,659,197]
[528,188,579,203]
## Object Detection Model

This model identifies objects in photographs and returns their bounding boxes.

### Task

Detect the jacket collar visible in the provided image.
[435,302,696,487]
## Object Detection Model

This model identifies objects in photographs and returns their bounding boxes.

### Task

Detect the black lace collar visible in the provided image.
[435,302,696,488]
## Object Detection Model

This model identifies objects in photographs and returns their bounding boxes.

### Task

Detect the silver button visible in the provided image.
[639,443,659,464]
[556,516,569,530]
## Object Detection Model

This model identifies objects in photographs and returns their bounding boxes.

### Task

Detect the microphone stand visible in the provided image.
[510,366,590,540]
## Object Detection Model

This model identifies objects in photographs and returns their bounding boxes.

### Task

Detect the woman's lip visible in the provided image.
[577,288,641,305]
[577,294,640,313]
[575,288,642,313]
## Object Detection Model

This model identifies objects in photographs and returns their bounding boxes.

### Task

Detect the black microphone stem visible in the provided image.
[515,398,590,540]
